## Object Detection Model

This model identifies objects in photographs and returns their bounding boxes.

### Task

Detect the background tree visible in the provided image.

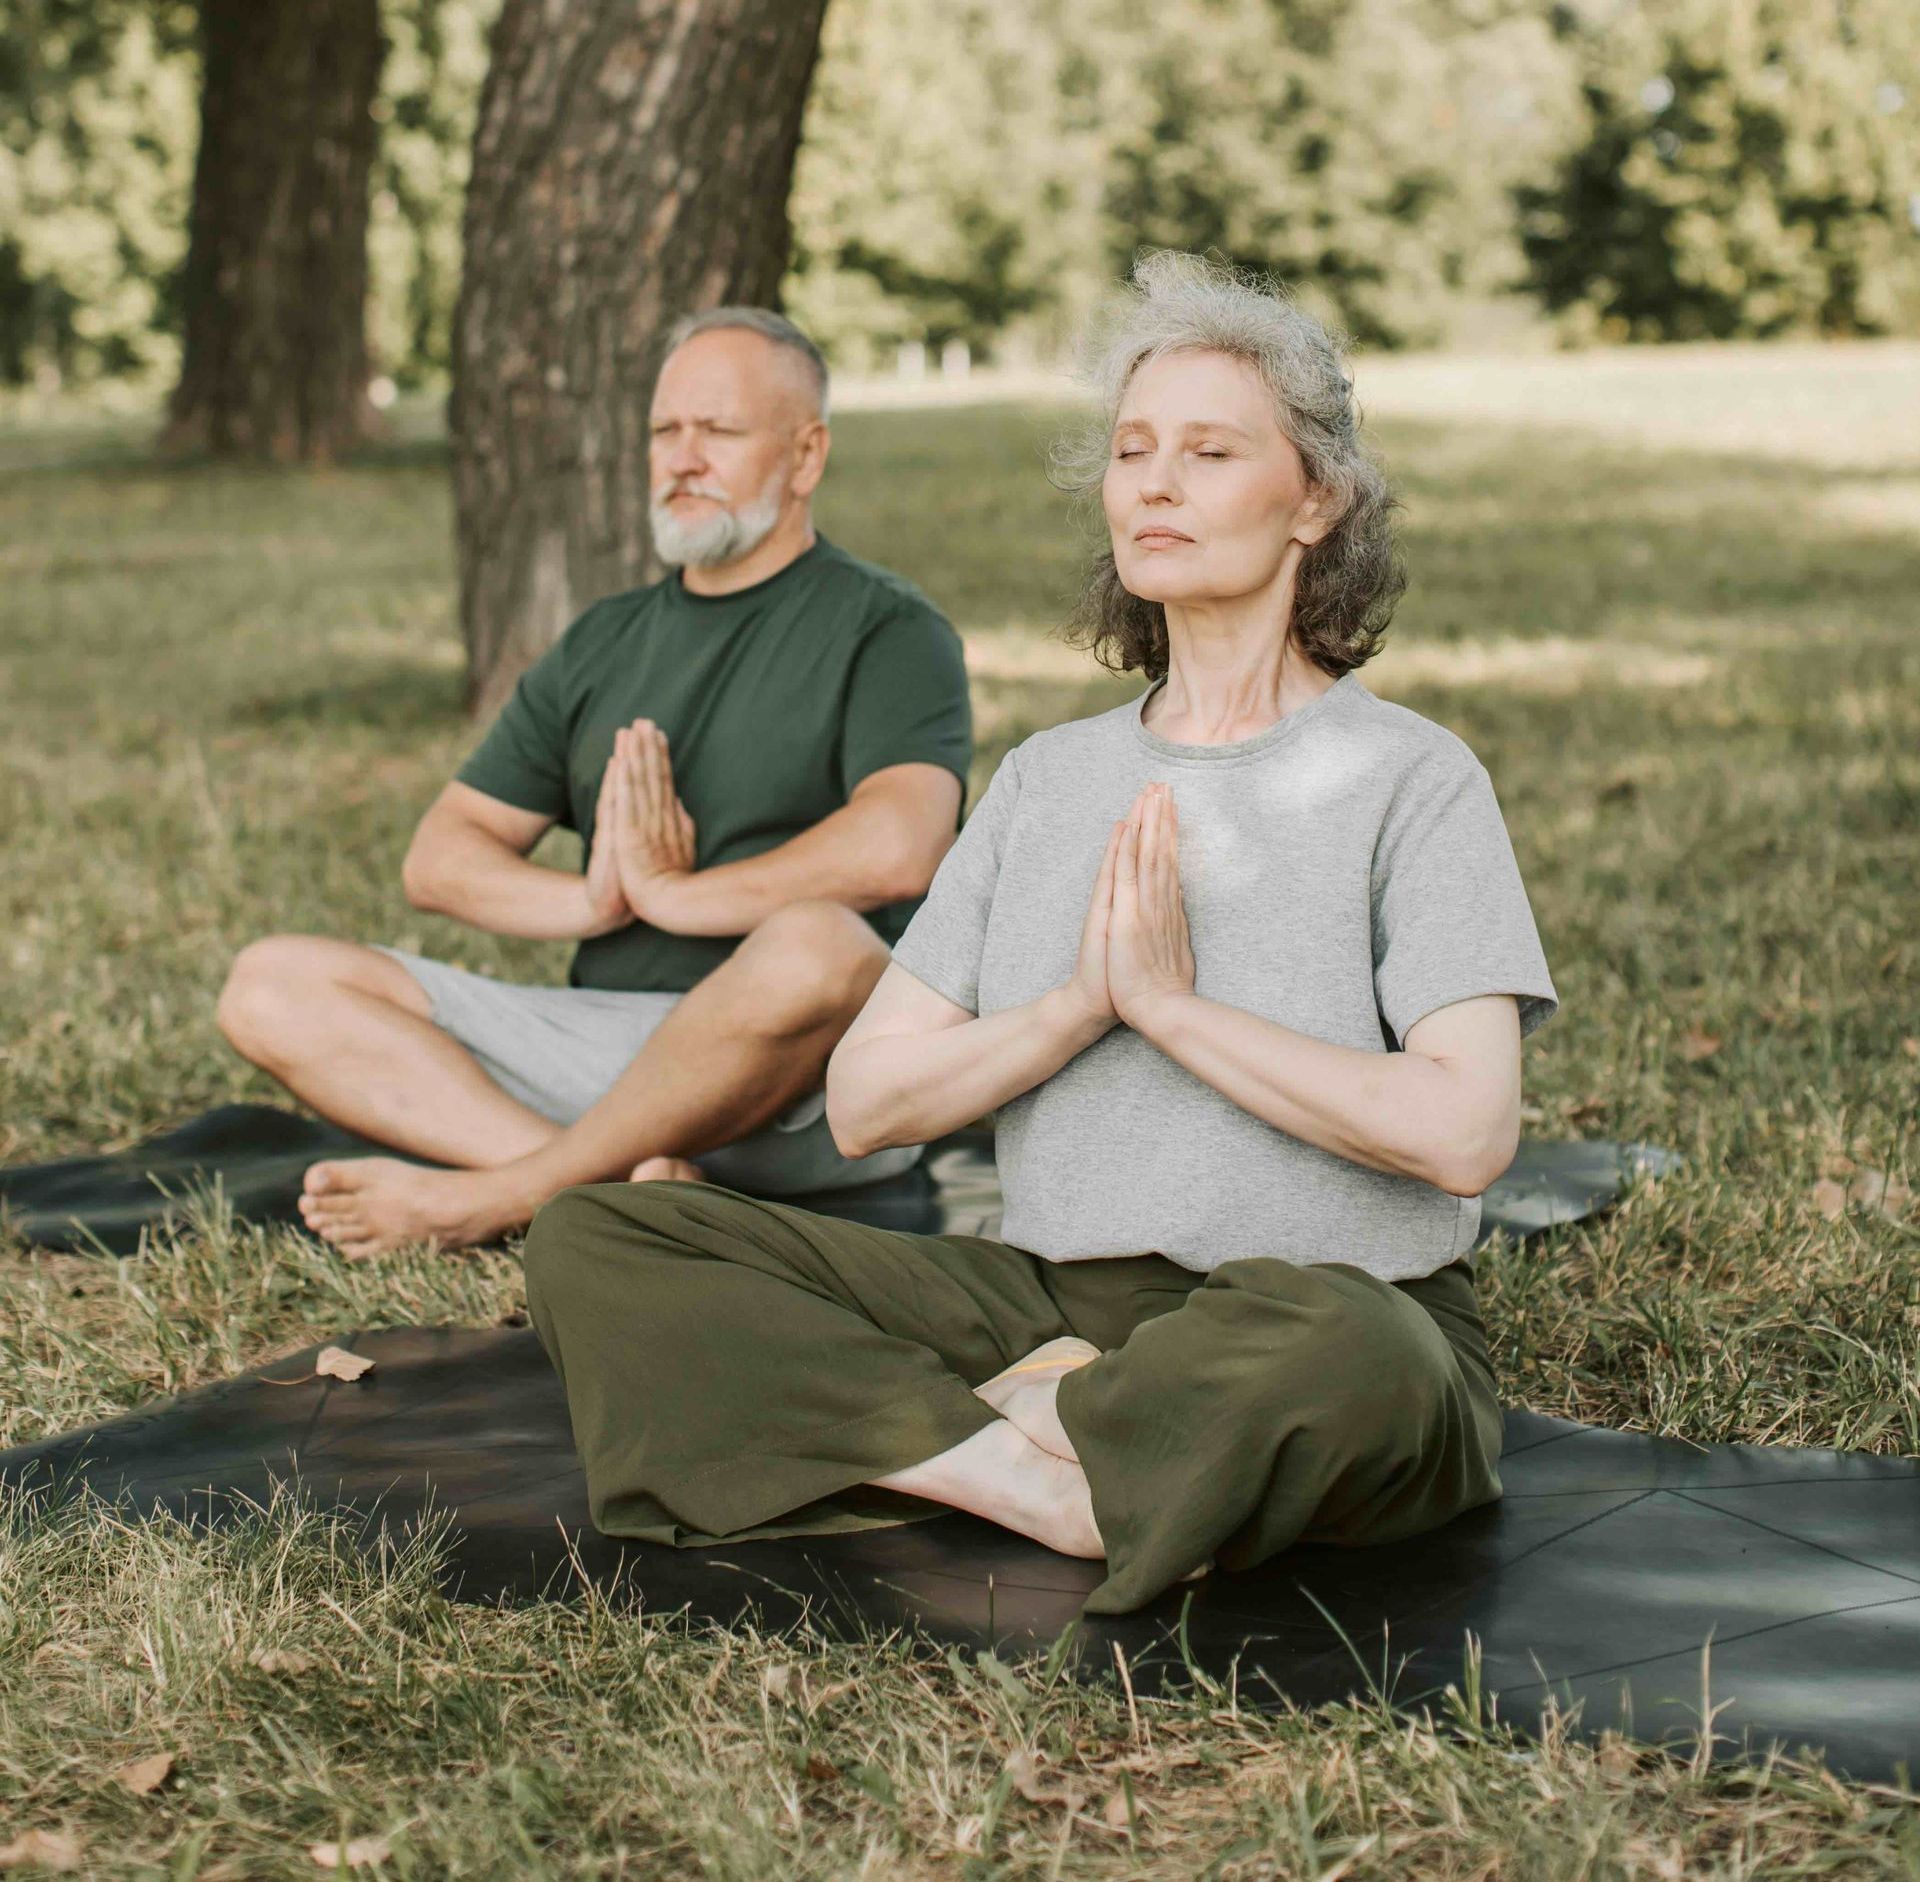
[163,0,387,460]
[452,0,830,714]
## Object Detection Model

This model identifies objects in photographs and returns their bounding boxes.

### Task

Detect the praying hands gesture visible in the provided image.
[1066,782,1197,1034]
[582,719,698,933]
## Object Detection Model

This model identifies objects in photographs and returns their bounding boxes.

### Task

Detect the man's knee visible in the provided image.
[217,935,314,1056]
[731,899,888,1031]
[216,934,410,1061]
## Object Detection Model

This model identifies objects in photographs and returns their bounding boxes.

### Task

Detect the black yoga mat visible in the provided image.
[4,1323,1916,1783]
[0,1102,1680,1256]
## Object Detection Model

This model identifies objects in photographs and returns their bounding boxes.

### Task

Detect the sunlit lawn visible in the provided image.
[0,346,1916,1875]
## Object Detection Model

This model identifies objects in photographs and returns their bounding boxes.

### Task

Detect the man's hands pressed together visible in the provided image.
[1067,782,1198,1041]
[581,719,700,936]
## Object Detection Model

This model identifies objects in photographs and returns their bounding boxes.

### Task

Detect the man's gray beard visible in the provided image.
[649,480,785,570]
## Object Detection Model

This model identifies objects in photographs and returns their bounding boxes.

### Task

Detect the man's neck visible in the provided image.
[679,513,817,597]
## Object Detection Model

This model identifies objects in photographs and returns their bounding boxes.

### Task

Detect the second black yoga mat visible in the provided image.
[4,1323,1914,1785]
[0,1103,1681,1255]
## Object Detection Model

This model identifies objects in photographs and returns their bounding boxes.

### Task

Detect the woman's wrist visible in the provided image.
[1039,984,1118,1054]
[1117,983,1202,1046]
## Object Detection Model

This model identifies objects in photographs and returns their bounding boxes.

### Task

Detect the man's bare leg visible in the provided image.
[217,936,561,1167]
[298,900,891,1257]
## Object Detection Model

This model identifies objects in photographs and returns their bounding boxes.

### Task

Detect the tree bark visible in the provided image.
[165,0,385,462]
[452,0,831,717]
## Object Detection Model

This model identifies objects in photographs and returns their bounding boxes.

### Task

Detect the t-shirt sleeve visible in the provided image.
[886,746,1021,1013]
[1371,754,1558,1047]
[454,633,574,824]
[838,602,974,797]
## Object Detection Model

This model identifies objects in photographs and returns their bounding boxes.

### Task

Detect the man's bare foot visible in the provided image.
[299,1158,527,1260]
[975,1337,1100,1463]
[629,1156,708,1183]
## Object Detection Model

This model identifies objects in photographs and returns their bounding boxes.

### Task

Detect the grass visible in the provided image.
[0,345,1917,1875]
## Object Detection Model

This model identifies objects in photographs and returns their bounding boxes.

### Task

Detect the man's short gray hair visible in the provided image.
[1054,250,1405,679]
[664,305,831,421]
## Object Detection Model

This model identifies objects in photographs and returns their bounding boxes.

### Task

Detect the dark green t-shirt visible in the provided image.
[456,536,973,994]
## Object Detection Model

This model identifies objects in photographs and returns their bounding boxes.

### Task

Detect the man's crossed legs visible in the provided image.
[216,899,910,1258]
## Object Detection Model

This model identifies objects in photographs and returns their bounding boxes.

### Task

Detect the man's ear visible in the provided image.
[791,420,831,499]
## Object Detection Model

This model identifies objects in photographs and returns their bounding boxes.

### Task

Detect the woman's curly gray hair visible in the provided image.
[1053,251,1405,680]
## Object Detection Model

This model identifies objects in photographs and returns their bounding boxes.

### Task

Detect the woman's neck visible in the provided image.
[1147,585,1335,745]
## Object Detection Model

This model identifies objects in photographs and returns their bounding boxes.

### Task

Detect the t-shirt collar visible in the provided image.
[1131,669,1355,765]
[668,532,828,608]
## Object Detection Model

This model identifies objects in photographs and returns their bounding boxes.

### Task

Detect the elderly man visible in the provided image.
[216,308,971,1258]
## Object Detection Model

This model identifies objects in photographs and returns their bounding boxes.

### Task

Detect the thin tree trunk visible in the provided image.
[165,0,385,462]
[452,0,831,718]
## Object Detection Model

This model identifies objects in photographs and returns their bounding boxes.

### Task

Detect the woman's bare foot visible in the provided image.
[974,1337,1100,1463]
[873,1418,1103,1559]
[299,1158,527,1260]
[629,1156,708,1183]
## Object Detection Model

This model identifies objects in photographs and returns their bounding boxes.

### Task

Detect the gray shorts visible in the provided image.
[377,949,922,1196]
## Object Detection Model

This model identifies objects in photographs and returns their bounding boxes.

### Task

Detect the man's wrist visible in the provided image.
[578,878,632,940]
[625,866,699,933]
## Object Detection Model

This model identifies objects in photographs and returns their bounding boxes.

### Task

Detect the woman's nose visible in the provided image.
[1138,451,1180,502]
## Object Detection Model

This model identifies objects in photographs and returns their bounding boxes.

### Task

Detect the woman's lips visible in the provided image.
[1134,528,1194,546]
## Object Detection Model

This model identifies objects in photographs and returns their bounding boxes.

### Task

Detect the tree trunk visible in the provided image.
[165,0,385,462]
[452,0,831,717]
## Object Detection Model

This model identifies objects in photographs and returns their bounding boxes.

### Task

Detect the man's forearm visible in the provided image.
[1127,992,1511,1196]
[406,834,608,941]
[650,799,941,937]
[827,988,1110,1155]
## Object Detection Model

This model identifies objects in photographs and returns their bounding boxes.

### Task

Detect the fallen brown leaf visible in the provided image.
[308,1833,390,1870]
[0,1830,84,1872]
[1849,1169,1913,1216]
[314,1347,375,1383]
[1005,1748,1050,1803]
[113,1752,174,1796]
[249,1648,317,1676]
[1679,1029,1722,1062]
[1103,1790,1132,1831]
[805,1751,839,1782]
[1812,1179,1849,1221]
[1902,1037,1919,1060]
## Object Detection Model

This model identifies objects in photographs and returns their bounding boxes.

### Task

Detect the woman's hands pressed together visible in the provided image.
[1068,782,1197,1038]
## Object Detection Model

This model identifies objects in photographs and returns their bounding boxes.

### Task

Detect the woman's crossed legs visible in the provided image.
[522,1181,1503,1614]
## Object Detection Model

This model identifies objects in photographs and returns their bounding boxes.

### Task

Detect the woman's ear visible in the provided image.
[1292,488,1334,548]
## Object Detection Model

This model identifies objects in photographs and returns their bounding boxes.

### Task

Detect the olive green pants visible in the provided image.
[523,1180,1506,1613]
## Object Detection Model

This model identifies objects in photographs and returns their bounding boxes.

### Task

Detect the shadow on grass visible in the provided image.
[238,663,465,735]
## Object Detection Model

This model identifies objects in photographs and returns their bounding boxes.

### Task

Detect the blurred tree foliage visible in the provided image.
[0,0,492,394]
[785,0,1577,358]
[1,0,1914,392]
[0,0,197,388]
[1517,0,1920,341]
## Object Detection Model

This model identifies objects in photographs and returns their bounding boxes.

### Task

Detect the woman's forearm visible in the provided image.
[1126,991,1516,1197]
[827,988,1112,1156]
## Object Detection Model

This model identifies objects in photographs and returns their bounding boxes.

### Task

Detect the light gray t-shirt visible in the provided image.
[890,673,1558,1282]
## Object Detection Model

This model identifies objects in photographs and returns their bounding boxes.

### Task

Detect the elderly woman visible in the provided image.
[522,252,1556,1614]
